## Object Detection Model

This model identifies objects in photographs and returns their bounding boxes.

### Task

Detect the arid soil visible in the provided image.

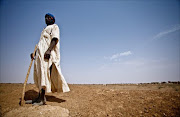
[0,83,180,117]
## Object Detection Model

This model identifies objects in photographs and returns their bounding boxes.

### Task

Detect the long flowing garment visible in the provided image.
[34,24,70,93]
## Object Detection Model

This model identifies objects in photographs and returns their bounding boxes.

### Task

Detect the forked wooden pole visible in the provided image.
[21,45,37,106]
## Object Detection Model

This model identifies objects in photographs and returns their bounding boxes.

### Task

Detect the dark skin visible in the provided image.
[31,15,58,61]
[43,38,58,60]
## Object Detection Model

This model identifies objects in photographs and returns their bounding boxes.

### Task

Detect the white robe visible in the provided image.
[33,24,70,93]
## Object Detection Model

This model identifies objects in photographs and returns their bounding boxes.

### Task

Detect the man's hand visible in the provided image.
[30,53,34,60]
[44,50,51,60]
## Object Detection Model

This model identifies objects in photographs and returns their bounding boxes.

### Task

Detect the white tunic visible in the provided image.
[33,24,70,93]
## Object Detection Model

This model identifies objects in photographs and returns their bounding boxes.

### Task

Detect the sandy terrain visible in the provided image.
[0,83,180,117]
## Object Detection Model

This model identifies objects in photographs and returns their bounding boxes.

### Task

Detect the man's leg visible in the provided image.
[32,87,46,105]
[32,65,52,105]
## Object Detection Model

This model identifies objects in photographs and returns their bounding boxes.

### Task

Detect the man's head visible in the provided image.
[45,13,55,25]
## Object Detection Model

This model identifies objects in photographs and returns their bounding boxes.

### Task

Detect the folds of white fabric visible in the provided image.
[33,27,70,93]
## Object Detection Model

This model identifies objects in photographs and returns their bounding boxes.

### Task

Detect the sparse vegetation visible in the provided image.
[0,83,180,117]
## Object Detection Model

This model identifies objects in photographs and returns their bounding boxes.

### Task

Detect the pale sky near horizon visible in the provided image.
[0,0,180,84]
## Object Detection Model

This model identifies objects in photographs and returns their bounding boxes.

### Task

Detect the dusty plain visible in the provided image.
[0,83,180,117]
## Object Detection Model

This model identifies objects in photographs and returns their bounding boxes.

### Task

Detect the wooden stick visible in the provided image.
[21,45,37,106]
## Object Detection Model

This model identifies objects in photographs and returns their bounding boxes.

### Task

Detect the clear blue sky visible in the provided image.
[0,0,179,84]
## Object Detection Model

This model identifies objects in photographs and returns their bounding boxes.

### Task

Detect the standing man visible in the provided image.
[30,13,70,105]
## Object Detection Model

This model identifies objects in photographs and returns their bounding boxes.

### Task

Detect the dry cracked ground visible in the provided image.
[0,83,180,117]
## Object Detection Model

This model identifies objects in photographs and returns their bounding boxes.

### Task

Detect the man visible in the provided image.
[29,13,70,105]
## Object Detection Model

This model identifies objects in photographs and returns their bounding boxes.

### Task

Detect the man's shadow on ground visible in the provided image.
[24,90,66,103]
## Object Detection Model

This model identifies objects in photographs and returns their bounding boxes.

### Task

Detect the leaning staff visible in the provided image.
[20,45,37,106]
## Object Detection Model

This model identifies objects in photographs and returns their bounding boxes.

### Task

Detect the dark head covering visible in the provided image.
[45,13,55,24]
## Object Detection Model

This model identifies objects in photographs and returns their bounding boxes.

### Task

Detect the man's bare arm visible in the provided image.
[44,38,58,59]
